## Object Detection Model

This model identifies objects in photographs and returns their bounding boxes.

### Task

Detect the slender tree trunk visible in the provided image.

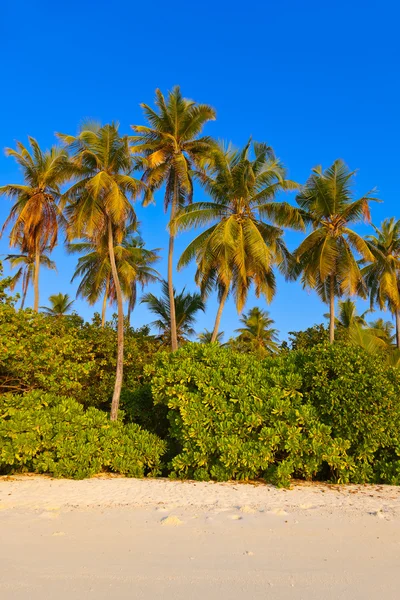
[211,287,229,342]
[329,276,335,344]
[33,243,40,312]
[396,309,400,350]
[101,275,110,327]
[108,221,124,421]
[168,178,178,352]
[20,273,29,310]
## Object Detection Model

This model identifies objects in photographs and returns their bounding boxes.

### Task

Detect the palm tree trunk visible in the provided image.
[101,275,110,328]
[108,221,124,421]
[168,178,179,352]
[396,309,400,350]
[211,287,229,342]
[329,276,335,344]
[20,272,29,310]
[33,243,40,312]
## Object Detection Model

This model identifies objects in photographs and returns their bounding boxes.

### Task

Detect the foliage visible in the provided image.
[0,391,165,479]
[233,306,279,355]
[141,280,205,346]
[147,344,351,487]
[41,293,75,316]
[0,305,159,407]
[295,344,400,483]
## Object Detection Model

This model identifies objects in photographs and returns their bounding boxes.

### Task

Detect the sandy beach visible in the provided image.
[1,476,400,599]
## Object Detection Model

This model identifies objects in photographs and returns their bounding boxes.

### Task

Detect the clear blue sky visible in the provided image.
[1,0,399,340]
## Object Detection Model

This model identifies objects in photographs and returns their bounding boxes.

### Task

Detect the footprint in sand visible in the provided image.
[161,515,183,526]
[228,515,243,520]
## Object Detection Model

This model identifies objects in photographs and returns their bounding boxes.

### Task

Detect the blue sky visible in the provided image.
[1,0,399,341]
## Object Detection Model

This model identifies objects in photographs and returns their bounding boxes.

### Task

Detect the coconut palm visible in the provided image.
[324,299,369,329]
[130,86,216,351]
[58,123,145,421]
[234,307,280,354]
[198,329,224,344]
[5,248,56,310]
[361,218,400,348]
[293,160,379,343]
[41,293,74,316]
[0,139,72,311]
[367,318,395,345]
[172,141,303,341]
[69,225,160,327]
[141,280,205,346]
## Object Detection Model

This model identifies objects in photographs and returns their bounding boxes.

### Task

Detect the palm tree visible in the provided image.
[141,280,205,346]
[293,160,379,343]
[361,218,400,348]
[5,248,56,310]
[0,138,72,311]
[172,141,303,342]
[41,293,74,316]
[198,329,224,344]
[235,307,280,354]
[324,299,368,329]
[130,86,216,351]
[367,318,395,345]
[69,225,160,327]
[58,123,144,421]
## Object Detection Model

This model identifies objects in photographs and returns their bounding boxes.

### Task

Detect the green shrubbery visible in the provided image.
[147,343,400,486]
[0,391,166,479]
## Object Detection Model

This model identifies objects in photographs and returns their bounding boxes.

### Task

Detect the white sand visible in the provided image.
[1,475,400,599]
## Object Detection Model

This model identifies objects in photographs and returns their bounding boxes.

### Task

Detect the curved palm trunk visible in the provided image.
[211,287,229,342]
[396,309,400,350]
[329,276,335,344]
[20,272,29,310]
[168,180,178,352]
[108,221,124,421]
[101,275,110,328]
[33,243,40,312]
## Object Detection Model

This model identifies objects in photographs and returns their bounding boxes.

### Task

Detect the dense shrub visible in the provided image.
[147,343,400,486]
[0,391,166,479]
[295,344,400,483]
[147,344,351,487]
[0,305,159,408]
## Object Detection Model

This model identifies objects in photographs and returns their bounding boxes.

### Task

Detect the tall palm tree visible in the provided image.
[130,86,216,351]
[198,329,224,344]
[41,293,74,316]
[58,123,144,421]
[361,218,400,348]
[235,307,280,354]
[293,160,379,343]
[367,318,395,345]
[5,248,56,310]
[0,138,72,311]
[172,141,303,341]
[69,225,160,326]
[141,280,205,346]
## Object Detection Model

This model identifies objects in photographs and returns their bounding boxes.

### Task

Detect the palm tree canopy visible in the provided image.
[362,217,400,312]
[130,86,216,208]
[0,138,72,253]
[41,293,74,316]
[172,141,303,312]
[141,280,205,344]
[5,248,56,292]
[235,306,280,353]
[293,159,380,301]
[68,223,160,307]
[57,123,144,243]
[324,299,368,329]
[198,329,224,344]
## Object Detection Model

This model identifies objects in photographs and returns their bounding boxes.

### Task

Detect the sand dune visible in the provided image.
[1,476,400,599]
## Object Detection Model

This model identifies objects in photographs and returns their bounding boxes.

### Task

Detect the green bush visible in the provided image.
[0,305,159,408]
[295,344,400,483]
[0,391,166,479]
[147,344,351,487]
